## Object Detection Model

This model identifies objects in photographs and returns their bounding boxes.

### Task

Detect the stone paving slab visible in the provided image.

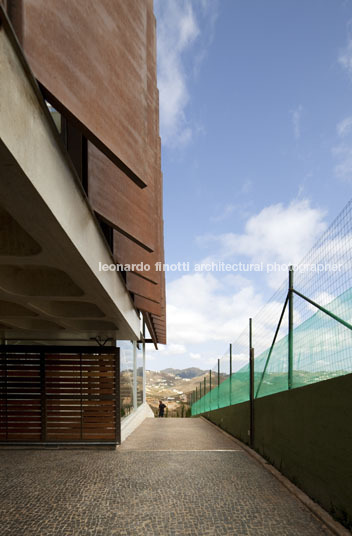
[119,417,240,451]
[0,418,334,535]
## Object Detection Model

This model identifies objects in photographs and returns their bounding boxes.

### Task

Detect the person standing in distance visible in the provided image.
[158,400,166,417]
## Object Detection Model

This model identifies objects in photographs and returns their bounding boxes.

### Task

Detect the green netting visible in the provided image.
[192,198,352,416]
[192,325,251,416]
[191,369,250,415]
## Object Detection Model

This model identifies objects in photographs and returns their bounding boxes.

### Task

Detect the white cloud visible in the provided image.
[199,200,327,272]
[155,0,218,147]
[210,204,236,222]
[337,116,352,137]
[159,343,187,355]
[339,31,352,78]
[232,353,249,371]
[160,271,293,369]
[333,116,352,181]
[333,144,352,180]
[241,179,253,194]
[148,200,330,370]
[307,291,336,312]
[166,272,264,344]
[334,28,352,179]
[291,105,303,140]
[146,342,188,366]
[210,199,253,223]
[155,1,198,146]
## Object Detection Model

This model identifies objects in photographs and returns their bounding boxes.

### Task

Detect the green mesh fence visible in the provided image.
[192,199,352,416]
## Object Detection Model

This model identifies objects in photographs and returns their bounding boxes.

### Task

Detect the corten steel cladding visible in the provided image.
[10,0,156,188]
[7,0,166,341]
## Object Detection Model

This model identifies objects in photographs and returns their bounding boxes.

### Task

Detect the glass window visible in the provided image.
[137,343,143,407]
[46,101,62,133]
[118,341,134,419]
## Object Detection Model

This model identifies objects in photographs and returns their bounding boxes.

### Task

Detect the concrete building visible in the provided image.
[0,0,165,445]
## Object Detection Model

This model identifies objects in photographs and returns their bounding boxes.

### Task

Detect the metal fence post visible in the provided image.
[209,369,212,409]
[229,343,232,406]
[288,265,294,389]
[249,318,254,448]
[218,358,220,408]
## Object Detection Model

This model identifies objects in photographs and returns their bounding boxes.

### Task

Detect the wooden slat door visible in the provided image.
[1,353,42,441]
[0,348,119,444]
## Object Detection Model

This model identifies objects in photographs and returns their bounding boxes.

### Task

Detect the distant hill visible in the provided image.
[146,368,209,412]
[161,367,207,379]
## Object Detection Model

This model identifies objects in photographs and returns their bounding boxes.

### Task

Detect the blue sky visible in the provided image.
[148,0,352,371]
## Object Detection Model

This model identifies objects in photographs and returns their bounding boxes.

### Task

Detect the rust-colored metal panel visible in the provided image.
[8,0,167,344]
[88,144,155,252]
[126,272,160,304]
[153,316,166,336]
[11,0,158,187]
[143,311,158,346]
[114,231,161,285]
[152,251,166,343]
[134,295,162,317]
[154,329,166,337]
[152,320,165,329]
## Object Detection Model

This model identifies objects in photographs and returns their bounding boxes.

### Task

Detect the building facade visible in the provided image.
[0,0,165,445]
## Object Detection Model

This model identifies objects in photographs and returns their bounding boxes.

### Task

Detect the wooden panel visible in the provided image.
[45,354,117,441]
[12,0,158,188]
[7,0,167,344]
[88,144,155,251]
[0,350,118,443]
[0,353,41,441]
[134,295,162,317]
[114,231,161,284]
[126,272,160,303]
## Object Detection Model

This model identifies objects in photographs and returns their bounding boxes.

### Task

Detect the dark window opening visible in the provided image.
[98,217,114,255]
[82,136,88,195]
[44,99,88,196]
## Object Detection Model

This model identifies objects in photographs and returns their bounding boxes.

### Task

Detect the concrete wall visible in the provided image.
[121,402,154,443]
[202,373,352,529]
[203,401,250,446]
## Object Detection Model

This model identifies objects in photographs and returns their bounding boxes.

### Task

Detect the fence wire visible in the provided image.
[192,199,352,416]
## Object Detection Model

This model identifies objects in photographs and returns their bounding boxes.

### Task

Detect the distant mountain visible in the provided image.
[161,367,207,379]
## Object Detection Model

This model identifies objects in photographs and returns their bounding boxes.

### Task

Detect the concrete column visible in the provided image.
[133,341,137,411]
[143,341,146,403]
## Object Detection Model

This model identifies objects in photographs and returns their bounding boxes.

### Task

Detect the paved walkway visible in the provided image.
[0,418,334,535]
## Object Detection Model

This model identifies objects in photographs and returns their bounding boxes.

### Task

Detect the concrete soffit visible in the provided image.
[0,7,140,344]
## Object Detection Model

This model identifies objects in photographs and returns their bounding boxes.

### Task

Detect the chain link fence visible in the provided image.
[192,199,352,415]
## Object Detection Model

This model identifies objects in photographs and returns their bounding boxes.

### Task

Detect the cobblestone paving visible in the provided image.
[0,418,333,535]
[120,417,240,451]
